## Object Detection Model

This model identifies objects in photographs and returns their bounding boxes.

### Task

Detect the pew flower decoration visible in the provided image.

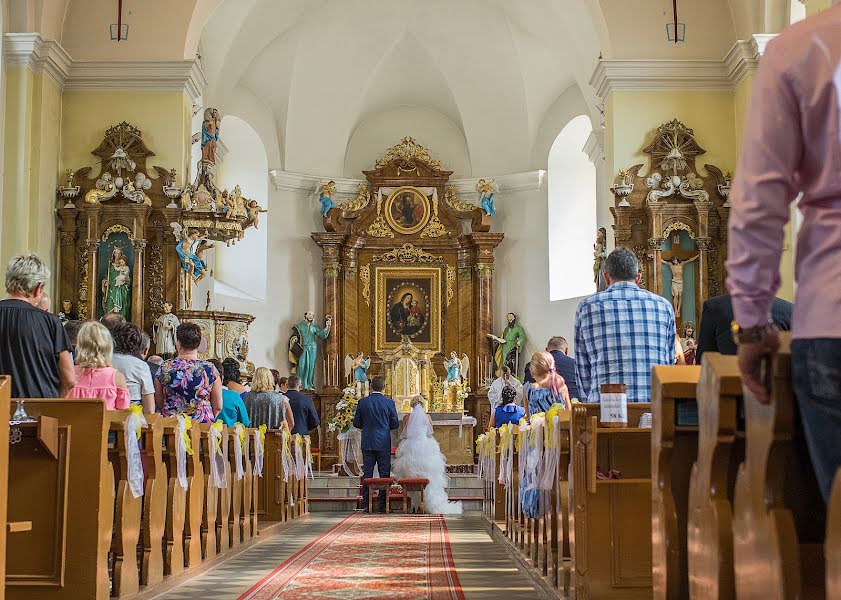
[327,387,359,434]
[208,421,227,489]
[125,404,149,498]
[233,422,246,480]
[176,414,193,490]
[455,383,471,405]
[253,424,267,478]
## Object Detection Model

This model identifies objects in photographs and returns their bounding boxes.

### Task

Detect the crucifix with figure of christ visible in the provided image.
[660,240,698,319]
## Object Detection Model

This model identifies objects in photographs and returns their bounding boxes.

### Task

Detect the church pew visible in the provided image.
[0,377,10,598]
[569,402,653,599]
[107,411,143,597]
[686,353,742,599]
[250,429,261,535]
[733,333,826,599]
[161,418,186,576]
[650,365,702,600]
[241,428,254,541]
[198,424,219,558]
[215,425,232,554]
[182,419,204,568]
[228,429,245,547]
[6,399,113,600]
[257,430,289,523]
[140,414,167,587]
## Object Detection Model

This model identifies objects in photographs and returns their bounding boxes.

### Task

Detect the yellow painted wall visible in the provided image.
[807,0,833,16]
[60,91,193,180]
[1,68,62,275]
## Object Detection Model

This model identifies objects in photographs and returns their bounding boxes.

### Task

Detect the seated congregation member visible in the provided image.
[489,385,526,429]
[271,369,289,394]
[111,322,155,413]
[0,254,75,398]
[37,291,51,312]
[574,247,675,403]
[488,365,523,408]
[695,293,792,364]
[524,351,570,415]
[100,312,126,332]
[286,375,319,436]
[243,367,293,429]
[154,323,222,422]
[222,357,248,397]
[64,319,83,357]
[67,321,130,410]
[216,359,251,427]
[146,354,163,381]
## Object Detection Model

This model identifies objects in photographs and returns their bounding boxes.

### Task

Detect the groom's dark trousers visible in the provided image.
[361,451,391,512]
[353,390,400,513]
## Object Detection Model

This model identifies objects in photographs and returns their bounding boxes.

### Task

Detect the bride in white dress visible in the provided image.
[392,396,463,515]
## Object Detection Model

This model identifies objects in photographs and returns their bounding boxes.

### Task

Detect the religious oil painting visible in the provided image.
[384,187,431,235]
[97,229,135,321]
[375,266,441,354]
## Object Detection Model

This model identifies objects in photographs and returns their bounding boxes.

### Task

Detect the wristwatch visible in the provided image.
[730,320,776,345]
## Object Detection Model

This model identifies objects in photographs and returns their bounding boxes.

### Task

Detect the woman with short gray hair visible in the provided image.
[0,254,76,398]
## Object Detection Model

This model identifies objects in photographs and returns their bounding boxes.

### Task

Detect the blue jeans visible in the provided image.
[361,450,391,512]
[792,339,841,503]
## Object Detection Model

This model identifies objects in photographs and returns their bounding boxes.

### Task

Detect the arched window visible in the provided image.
[547,115,596,301]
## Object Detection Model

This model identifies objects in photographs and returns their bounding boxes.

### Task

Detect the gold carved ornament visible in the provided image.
[101,224,133,241]
[477,264,494,279]
[148,244,164,316]
[420,190,446,238]
[367,190,395,238]
[371,243,442,264]
[446,266,456,306]
[662,221,696,240]
[374,136,442,172]
[445,185,477,213]
[360,265,371,307]
[338,183,371,212]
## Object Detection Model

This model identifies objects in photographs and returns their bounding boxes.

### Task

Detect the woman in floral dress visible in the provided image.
[154,322,222,422]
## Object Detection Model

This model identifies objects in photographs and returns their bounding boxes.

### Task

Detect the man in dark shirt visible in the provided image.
[695,294,792,364]
[0,254,75,398]
[524,336,579,400]
[352,375,399,512]
[285,374,320,436]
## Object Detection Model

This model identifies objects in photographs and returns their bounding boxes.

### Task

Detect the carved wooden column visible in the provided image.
[695,237,712,321]
[132,239,147,326]
[469,233,504,388]
[77,206,102,321]
[311,232,345,393]
[57,213,78,312]
[649,237,665,296]
[341,242,361,358]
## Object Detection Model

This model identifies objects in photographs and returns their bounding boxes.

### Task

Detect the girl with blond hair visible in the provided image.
[392,395,463,514]
[68,321,130,410]
[524,350,570,416]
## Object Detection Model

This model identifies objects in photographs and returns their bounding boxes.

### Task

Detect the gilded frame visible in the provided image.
[383,186,431,235]
[374,265,442,354]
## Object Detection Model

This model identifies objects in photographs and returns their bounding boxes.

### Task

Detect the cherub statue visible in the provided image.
[344,352,371,397]
[316,180,336,217]
[475,178,498,216]
[246,200,267,229]
[201,108,221,164]
[225,186,248,220]
[444,351,469,390]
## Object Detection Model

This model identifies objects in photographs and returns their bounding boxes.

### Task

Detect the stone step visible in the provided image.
[308,496,483,512]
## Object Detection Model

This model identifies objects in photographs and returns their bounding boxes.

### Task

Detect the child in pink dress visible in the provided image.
[68,321,130,410]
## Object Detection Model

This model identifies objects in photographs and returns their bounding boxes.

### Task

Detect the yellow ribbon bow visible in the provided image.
[258,424,266,445]
[545,403,565,448]
[182,415,194,456]
[210,421,224,454]
[128,404,144,440]
[235,422,247,451]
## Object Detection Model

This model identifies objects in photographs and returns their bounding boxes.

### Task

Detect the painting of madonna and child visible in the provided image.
[387,280,432,343]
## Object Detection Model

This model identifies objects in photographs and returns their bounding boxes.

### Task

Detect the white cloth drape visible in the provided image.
[233,423,245,481]
[175,415,190,490]
[253,430,265,477]
[124,409,148,498]
[208,425,227,489]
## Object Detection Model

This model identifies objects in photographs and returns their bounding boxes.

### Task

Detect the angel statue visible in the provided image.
[475,178,498,216]
[201,108,221,164]
[316,180,337,217]
[444,352,469,390]
[246,200,267,229]
[344,352,371,397]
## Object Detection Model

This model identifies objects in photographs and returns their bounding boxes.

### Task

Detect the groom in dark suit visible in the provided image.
[352,375,399,513]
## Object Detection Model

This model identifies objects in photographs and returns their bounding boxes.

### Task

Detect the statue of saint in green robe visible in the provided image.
[490,313,526,377]
[293,312,332,390]
[102,246,131,320]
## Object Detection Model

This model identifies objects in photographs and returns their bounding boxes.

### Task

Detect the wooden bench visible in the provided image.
[198,423,220,558]
[828,468,841,598]
[733,333,826,599]
[569,402,653,599]
[686,353,742,599]
[161,417,187,576]
[650,365,702,600]
[6,399,113,600]
[140,414,167,587]
[257,430,290,523]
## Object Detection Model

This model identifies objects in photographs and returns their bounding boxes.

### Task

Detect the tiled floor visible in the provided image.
[152,513,546,599]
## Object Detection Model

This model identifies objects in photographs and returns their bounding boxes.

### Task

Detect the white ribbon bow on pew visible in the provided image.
[175,414,192,490]
[125,405,148,499]
[209,422,228,489]
[253,426,265,478]
[233,423,245,481]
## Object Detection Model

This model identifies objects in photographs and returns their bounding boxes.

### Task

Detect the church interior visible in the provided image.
[0,0,838,598]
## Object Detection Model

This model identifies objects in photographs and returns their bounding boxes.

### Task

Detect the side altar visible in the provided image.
[55,112,265,377]
[311,138,500,469]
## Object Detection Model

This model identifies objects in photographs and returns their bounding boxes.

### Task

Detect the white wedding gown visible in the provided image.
[392,405,463,515]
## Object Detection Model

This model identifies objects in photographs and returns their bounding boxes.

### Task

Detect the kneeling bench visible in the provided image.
[362,477,395,513]
[398,478,430,514]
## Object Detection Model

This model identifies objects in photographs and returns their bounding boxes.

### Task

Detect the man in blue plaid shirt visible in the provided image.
[574,247,676,403]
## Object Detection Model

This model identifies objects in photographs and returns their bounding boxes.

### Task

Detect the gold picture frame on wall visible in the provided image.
[384,186,431,235]
[374,266,441,354]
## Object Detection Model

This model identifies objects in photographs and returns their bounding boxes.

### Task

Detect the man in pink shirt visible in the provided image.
[726,4,841,502]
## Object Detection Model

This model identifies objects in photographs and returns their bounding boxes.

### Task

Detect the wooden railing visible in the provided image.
[5,401,309,599]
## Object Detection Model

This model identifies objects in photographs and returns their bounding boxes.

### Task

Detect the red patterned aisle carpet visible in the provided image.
[238,513,465,600]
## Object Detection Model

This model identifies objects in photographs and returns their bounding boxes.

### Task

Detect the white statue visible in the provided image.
[153,302,180,358]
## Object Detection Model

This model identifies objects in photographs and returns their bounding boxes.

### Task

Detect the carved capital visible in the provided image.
[458,267,473,280]
[648,237,665,249]
[59,231,77,246]
[132,239,147,251]
[344,266,357,281]
[476,264,494,279]
[695,236,712,251]
[322,263,341,278]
